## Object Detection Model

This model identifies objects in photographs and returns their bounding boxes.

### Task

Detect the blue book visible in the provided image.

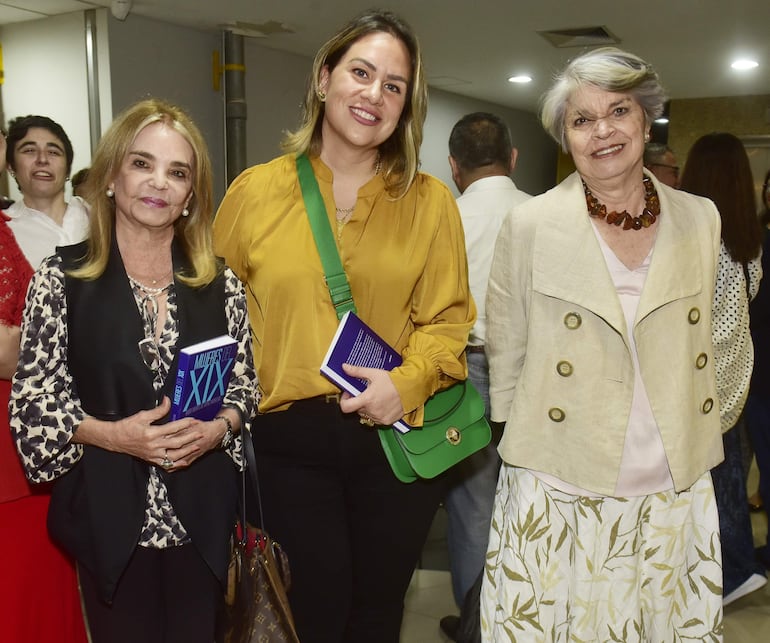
[320,311,412,433]
[170,335,238,421]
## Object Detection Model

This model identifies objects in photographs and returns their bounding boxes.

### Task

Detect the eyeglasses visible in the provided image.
[649,163,679,175]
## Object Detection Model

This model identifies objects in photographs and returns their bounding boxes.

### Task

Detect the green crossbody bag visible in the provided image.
[296,154,492,483]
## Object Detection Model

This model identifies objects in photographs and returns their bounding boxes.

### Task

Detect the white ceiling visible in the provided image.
[2,0,769,113]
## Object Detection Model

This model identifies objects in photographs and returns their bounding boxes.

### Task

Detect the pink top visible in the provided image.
[534,225,674,497]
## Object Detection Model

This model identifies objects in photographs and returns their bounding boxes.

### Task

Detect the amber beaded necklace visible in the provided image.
[583,176,661,231]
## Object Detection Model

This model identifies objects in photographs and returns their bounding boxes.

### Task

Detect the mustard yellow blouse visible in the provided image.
[213,154,475,423]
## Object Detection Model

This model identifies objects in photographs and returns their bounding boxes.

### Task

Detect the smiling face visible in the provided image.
[564,85,649,187]
[318,31,411,155]
[110,121,194,234]
[11,127,69,200]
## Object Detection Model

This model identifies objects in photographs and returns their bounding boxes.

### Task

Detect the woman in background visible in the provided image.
[680,132,766,605]
[743,168,770,570]
[11,99,256,643]
[4,115,89,268]
[483,48,723,639]
[0,129,87,643]
[213,9,474,642]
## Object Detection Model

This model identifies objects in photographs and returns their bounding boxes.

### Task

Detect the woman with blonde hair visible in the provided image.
[11,98,256,643]
[214,9,474,642]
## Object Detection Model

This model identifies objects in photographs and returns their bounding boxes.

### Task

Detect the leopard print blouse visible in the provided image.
[10,255,257,548]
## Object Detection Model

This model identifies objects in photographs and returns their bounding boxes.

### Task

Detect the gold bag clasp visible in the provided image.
[446,427,461,445]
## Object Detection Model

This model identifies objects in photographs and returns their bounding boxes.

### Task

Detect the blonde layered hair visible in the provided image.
[282,9,427,199]
[71,99,217,287]
[541,47,667,153]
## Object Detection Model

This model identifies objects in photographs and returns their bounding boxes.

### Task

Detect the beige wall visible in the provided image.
[669,94,770,167]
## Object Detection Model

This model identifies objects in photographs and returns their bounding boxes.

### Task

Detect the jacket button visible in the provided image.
[702,398,714,414]
[688,308,701,324]
[548,407,565,422]
[695,353,708,369]
[564,312,582,330]
[556,360,573,377]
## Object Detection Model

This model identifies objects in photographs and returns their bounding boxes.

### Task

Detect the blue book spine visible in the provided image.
[170,351,193,421]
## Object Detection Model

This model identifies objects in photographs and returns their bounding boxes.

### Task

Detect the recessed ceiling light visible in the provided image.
[731,59,758,70]
[508,75,532,84]
[654,117,669,125]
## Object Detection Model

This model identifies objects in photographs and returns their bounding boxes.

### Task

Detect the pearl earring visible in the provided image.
[106,188,114,197]
[181,208,190,217]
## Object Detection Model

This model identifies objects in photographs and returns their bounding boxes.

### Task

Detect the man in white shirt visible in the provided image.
[4,115,89,268]
[440,112,531,640]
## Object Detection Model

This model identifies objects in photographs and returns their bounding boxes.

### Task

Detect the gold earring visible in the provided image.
[317,90,326,102]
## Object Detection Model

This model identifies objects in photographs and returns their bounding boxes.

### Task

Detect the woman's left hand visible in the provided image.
[339,364,405,426]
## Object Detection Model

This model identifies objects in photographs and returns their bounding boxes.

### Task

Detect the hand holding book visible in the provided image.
[320,312,412,433]
[338,363,405,427]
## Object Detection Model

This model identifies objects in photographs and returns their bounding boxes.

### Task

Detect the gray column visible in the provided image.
[222,31,247,186]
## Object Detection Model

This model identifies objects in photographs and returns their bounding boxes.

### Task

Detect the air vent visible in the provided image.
[538,26,620,48]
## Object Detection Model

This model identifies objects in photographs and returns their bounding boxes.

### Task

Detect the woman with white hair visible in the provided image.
[482,48,724,640]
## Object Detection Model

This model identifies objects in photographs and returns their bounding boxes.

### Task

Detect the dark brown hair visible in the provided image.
[680,132,761,264]
[761,168,770,227]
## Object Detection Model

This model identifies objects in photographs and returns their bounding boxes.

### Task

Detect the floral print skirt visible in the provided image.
[481,466,723,642]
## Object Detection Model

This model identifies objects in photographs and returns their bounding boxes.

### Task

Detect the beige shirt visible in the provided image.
[487,172,723,494]
[457,175,531,346]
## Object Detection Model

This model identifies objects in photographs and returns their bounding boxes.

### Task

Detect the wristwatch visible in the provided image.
[216,415,234,450]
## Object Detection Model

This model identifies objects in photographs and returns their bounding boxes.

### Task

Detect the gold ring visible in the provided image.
[359,415,376,427]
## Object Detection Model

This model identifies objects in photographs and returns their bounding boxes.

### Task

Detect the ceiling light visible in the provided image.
[731,59,758,70]
[654,117,669,124]
[508,75,532,84]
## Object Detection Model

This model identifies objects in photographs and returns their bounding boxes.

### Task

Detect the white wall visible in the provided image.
[243,40,309,166]
[106,13,224,201]
[0,10,112,200]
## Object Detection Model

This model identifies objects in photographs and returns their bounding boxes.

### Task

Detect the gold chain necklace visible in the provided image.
[583,177,660,231]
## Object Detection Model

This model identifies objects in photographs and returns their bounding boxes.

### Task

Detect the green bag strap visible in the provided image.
[296,153,357,319]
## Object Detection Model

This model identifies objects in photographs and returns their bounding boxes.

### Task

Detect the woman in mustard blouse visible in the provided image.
[213,9,474,643]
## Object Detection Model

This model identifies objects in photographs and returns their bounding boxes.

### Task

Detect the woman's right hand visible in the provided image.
[75,397,203,470]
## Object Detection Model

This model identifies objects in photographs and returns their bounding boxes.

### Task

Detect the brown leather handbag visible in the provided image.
[218,430,299,643]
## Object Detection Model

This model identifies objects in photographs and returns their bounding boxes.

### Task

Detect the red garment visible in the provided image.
[0,215,88,642]
[0,213,35,504]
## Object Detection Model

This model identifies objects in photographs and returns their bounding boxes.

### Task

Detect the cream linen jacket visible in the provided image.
[487,171,723,494]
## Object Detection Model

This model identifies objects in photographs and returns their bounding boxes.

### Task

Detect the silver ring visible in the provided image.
[161,456,174,470]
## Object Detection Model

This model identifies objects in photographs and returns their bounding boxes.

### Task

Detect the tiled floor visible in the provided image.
[401,471,770,642]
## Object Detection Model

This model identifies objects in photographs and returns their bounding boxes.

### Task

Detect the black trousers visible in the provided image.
[254,399,449,643]
[79,544,222,643]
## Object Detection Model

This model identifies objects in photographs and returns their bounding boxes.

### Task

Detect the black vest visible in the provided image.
[49,239,238,602]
